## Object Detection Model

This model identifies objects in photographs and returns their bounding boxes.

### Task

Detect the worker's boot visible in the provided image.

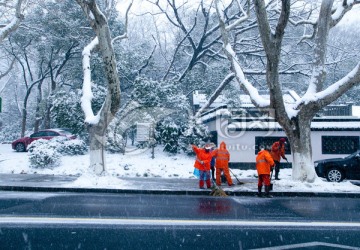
[265,186,273,198]
[275,171,280,180]
[199,180,205,189]
[257,186,263,197]
[206,179,212,189]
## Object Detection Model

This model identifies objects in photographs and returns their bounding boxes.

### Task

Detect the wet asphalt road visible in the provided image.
[0,191,360,249]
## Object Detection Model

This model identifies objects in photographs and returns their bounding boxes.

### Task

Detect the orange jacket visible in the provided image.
[270,141,285,162]
[192,145,214,171]
[214,142,230,169]
[256,149,275,175]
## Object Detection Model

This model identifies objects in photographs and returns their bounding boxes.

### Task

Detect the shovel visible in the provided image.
[229,168,246,185]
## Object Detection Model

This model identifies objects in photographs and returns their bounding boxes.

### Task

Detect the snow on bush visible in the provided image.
[0,124,22,143]
[28,137,88,168]
[55,137,88,155]
[28,139,61,168]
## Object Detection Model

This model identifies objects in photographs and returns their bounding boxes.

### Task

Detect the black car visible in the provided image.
[314,150,360,182]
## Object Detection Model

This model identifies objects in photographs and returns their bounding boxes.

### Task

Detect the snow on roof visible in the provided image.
[193,90,299,109]
[228,119,360,131]
[239,92,298,106]
[192,91,226,107]
[199,108,231,122]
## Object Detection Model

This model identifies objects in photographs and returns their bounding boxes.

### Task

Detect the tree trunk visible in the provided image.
[88,124,107,175]
[76,0,122,175]
[44,102,51,129]
[286,117,318,183]
[34,80,44,132]
[21,108,27,137]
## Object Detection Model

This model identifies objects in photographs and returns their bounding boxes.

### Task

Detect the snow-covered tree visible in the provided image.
[76,0,131,175]
[215,0,360,182]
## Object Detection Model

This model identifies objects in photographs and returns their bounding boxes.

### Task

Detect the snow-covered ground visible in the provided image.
[0,143,359,193]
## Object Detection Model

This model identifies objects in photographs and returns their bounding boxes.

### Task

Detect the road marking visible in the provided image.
[0,217,360,228]
[250,241,360,250]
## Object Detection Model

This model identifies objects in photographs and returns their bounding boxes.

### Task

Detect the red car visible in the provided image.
[11,129,76,152]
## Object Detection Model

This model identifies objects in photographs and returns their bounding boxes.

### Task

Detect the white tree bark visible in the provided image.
[216,0,360,183]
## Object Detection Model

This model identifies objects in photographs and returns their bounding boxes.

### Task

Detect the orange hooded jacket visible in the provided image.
[192,145,214,171]
[270,141,285,162]
[256,149,275,175]
[214,142,230,169]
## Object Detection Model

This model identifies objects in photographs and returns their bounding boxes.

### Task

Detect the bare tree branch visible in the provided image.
[112,0,133,43]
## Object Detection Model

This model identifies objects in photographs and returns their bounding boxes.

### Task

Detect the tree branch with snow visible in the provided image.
[215,0,270,108]
[0,0,26,43]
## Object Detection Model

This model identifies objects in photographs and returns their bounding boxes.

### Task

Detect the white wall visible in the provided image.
[203,115,360,164]
[216,129,359,164]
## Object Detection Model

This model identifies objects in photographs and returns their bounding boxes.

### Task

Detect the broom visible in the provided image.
[229,168,246,185]
[209,179,227,197]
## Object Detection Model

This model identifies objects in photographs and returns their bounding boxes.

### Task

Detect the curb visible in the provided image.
[1,185,360,198]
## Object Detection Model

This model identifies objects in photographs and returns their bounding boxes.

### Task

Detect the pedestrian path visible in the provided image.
[0,173,359,197]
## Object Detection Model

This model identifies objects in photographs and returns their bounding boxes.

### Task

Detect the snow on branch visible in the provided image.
[313,62,360,105]
[331,0,359,27]
[0,0,25,43]
[227,45,269,108]
[81,37,100,125]
[297,62,360,108]
[225,0,250,31]
[215,0,269,108]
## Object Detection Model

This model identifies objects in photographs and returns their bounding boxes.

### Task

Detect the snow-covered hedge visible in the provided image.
[28,137,88,168]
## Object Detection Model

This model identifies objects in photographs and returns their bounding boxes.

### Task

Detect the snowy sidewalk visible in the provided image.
[1,173,360,197]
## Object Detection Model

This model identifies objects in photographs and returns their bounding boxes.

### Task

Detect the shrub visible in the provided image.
[0,124,22,143]
[28,137,88,168]
[106,129,125,154]
[56,138,88,155]
[155,120,180,154]
[28,139,61,168]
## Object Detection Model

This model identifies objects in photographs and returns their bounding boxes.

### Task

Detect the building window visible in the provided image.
[322,136,359,154]
[255,137,291,154]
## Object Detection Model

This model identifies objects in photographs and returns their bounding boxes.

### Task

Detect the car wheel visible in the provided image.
[15,143,26,152]
[326,168,344,182]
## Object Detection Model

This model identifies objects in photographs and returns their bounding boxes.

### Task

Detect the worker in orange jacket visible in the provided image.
[192,144,215,189]
[270,138,287,180]
[213,142,234,186]
[256,145,275,197]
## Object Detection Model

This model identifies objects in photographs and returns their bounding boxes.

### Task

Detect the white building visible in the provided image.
[195,91,360,169]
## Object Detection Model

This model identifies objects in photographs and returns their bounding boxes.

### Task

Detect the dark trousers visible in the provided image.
[274,160,280,178]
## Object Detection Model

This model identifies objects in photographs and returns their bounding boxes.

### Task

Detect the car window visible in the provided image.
[46,131,59,136]
[30,131,50,137]
[30,132,42,138]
